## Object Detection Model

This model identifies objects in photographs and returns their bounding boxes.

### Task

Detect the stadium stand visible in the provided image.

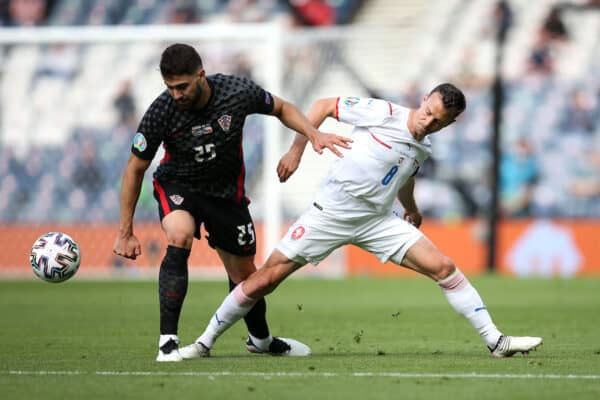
[0,0,598,224]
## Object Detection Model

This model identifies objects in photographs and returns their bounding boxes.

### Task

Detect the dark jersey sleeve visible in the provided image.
[131,98,166,160]
[240,77,275,115]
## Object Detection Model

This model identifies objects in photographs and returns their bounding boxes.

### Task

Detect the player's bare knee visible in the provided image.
[435,256,456,281]
[166,232,193,249]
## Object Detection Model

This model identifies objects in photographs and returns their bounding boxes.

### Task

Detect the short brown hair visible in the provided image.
[430,83,466,116]
[159,43,203,78]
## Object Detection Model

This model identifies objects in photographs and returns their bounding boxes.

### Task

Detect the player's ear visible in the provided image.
[197,68,205,80]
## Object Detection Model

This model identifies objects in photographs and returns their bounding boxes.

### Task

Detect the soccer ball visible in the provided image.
[30,232,81,283]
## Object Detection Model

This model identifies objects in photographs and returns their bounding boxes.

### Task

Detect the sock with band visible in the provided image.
[198,283,256,348]
[437,268,502,348]
[229,277,270,340]
[158,245,190,335]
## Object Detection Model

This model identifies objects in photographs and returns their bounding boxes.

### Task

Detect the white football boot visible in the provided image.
[179,341,211,360]
[490,335,543,358]
[156,337,183,362]
[246,336,312,357]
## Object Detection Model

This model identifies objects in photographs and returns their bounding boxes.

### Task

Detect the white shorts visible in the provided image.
[276,202,423,266]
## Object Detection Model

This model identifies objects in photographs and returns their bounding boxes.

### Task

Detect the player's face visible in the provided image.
[414,92,456,138]
[164,70,204,110]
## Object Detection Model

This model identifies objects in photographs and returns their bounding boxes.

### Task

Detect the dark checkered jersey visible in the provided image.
[131,74,274,205]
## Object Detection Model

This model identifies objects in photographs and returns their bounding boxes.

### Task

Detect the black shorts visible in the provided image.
[153,179,256,256]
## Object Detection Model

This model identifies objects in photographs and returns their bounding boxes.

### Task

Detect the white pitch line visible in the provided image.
[6,371,84,375]
[4,370,600,380]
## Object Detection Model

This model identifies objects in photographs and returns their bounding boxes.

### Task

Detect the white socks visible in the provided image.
[248,333,274,350]
[437,269,502,348]
[159,334,179,348]
[197,284,257,348]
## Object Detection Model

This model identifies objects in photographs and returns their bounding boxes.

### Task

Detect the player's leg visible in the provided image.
[181,206,335,357]
[179,250,308,357]
[217,248,303,355]
[197,196,276,350]
[156,209,195,362]
[216,249,270,346]
[180,196,309,357]
[395,236,502,346]
[392,235,542,356]
[207,250,303,347]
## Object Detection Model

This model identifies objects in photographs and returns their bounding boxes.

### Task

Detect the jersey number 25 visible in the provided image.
[194,144,216,162]
[237,223,256,246]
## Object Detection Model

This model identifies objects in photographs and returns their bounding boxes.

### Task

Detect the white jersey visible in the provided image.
[315,96,432,215]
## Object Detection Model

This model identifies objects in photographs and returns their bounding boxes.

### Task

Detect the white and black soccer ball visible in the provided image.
[30,232,81,283]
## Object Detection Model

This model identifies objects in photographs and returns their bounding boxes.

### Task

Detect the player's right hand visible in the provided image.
[113,233,142,260]
[277,150,302,182]
[311,132,352,158]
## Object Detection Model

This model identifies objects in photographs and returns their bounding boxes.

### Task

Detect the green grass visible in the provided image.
[1,277,600,399]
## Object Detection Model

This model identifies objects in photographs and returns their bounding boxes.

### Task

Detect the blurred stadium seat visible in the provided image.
[0,0,600,221]
[0,1,598,223]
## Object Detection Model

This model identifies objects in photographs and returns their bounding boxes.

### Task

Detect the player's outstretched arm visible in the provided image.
[397,177,422,228]
[276,97,351,182]
[271,96,351,156]
[113,153,151,260]
[303,97,352,156]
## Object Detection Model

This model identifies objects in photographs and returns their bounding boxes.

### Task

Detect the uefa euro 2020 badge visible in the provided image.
[133,132,147,152]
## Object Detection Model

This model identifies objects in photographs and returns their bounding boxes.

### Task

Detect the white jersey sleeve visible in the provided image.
[336,97,393,127]
[317,101,432,215]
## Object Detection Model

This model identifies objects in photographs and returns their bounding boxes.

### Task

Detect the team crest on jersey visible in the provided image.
[217,115,232,132]
[191,124,213,136]
[169,194,184,205]
[133,132,147,152]
[343,97,360,107]
[291,226,305,241]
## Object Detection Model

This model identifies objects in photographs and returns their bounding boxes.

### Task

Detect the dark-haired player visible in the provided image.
[112,43,351,361]
[181,84,543,358]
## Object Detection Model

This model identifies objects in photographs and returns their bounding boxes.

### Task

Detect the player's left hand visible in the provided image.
[311,132,352,158]
[404,211,422,228]
[277,150,303,182]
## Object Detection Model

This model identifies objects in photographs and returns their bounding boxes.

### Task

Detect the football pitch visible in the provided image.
[1,276,599,399]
